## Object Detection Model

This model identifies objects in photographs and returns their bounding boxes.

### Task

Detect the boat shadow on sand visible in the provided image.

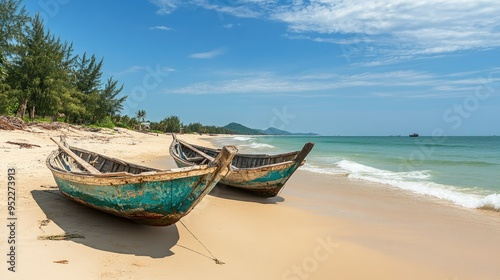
[31,190,179,258]
[209,184,285,204]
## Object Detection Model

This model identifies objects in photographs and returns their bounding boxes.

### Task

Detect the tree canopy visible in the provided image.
[1,0,233,134]
[0,0,127,123]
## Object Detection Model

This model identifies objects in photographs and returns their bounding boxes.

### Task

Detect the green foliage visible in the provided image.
[1,0,29,74]
[136,110,146,123]
[114,122,130,129]
[0,2,127,125]
[113,114,138,129]
[0,82,19,115]
[32,116,52,123]
[183,122,203,133]
[97,77,126,120]
[202,125,233,134]
[95,116,115,128]
[8,14,76,119]
[73,52,102,95]
[0,0,240,133]
[149,116,180,133]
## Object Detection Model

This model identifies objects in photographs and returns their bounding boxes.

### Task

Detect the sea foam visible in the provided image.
[301,163,348,175]
[304,159,500,211]
[245,143,275,149]
[233,136,252,141]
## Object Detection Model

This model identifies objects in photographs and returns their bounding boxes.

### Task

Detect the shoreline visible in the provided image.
[1,128,500,279]
[206,134,500,212]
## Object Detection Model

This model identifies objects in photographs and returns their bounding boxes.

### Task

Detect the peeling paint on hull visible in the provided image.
[220,164,299,197]
[53,175,212,226]
[172,160,296,197]
[46,142,237,226]
[170,137,315,198]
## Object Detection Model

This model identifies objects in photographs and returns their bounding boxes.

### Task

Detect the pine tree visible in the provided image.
[2,1,127,124]
[0,0,29,115]
[161,116,181,132]
[8,14,76,119]
[71,53,102,122]
[0,0,29,74]
[96,77,126,121]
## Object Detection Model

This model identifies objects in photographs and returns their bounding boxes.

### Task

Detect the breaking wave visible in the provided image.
[303,159,500,211]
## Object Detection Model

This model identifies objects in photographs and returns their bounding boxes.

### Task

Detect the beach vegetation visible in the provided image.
[30,116,52,123]
[149,115,181,133]
[0,0,127,126]
[136,110,147,123]
[0,0,310,136]
[95,116,115,129]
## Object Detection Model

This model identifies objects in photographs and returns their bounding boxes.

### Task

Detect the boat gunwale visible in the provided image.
[170,138,302,171]
[169,136,314,197]
[47,149,218,185]
[46,140,238,226]
[189,143,301,159]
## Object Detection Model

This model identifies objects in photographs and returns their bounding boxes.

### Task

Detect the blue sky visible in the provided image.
[25,0,500,136]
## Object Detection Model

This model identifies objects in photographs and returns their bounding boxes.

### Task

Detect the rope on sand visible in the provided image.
[180,220,225,265]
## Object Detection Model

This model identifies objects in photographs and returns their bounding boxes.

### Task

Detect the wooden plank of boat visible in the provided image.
[47,139,238,226]
[169,134,314,198]
[50,137,101,174]
[173,134,215,163]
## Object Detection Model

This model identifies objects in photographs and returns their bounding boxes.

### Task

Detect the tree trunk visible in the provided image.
[30,104,35,121]
[16,98,28,118]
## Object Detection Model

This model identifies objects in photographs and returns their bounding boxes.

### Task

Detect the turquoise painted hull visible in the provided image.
[52,173,215,226]
[220,164,299,197]
[173,158,299,197]
[46,143,237,226]
[170,136,314,198]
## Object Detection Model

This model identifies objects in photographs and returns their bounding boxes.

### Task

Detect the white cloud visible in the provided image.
[149,0,268,18]
[149,25,172,31]
[189,48,226,59]
[163,68,500,98]
[114,65,176,76]
[149,0,500,61]
[272,0,500,56]
[148,0,179,15]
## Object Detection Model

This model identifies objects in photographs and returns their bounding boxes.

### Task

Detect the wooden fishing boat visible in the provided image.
[46,137,237,226]
[170,135,314,198]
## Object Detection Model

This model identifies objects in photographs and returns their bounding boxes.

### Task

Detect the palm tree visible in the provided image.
[136,110,146,122]
[136,110,146,130]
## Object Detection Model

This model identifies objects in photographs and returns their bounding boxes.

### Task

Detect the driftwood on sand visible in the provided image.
[6,141,41,149]
[0,116,27,130]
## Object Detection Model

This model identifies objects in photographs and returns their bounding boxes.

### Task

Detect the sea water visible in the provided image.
[211,135,500,210]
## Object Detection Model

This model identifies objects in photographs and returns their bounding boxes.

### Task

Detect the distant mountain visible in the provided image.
[223,123,266,135]
[224,123,318,136]
[262,127,293,135]
[262,127,319,136]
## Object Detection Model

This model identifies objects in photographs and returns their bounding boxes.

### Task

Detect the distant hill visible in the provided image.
[262,127,293,135]
[262,127,319,136]
[223,123,266,135]
[224,123,318,136]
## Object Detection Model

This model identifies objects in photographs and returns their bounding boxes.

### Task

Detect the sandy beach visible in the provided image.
[1,126,500,280]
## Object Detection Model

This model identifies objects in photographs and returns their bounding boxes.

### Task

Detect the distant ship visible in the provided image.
[409,133,419,137]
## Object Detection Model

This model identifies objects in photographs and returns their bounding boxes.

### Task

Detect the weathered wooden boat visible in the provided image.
[169,135,314,198]
[46,137,237,226]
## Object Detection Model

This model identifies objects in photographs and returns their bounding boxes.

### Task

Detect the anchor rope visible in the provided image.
[43,189,224,264]
[179,220,224,265]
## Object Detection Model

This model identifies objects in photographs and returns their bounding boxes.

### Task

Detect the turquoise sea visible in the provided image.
[210,135,500,210]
